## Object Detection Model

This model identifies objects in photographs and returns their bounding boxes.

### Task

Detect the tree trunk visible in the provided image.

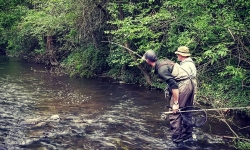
[46,35,58,66]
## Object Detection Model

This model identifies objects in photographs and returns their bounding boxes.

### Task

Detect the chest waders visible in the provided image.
[157,60,196,144]
[157,60,195,101]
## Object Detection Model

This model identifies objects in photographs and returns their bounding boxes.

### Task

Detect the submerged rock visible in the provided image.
[49,114,60,121]
[19,114,60,127]
[20,118,42,125]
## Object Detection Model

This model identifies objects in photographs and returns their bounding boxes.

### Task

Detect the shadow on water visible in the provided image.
[0,59,247,150]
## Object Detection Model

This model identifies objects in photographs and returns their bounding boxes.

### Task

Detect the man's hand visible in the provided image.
[172,103,179,113]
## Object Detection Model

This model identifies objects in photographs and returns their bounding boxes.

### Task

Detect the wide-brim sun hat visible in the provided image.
[175,46,191,57]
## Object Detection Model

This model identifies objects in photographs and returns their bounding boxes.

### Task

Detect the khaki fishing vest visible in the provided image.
[171,63,190,81]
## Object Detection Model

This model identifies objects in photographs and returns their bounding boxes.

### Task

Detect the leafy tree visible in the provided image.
[0,0,29,56]
[16,0,78,65]
[2,0,109,76]
[106,1,250,146]
[106,0,250,100]
[163,0,250,106]
[59,0,110,77]
[106,0,172,85]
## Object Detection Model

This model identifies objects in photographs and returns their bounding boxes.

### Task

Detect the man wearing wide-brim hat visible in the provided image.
[175,46,192,57]
[175,46,196,78]
[175,46,198,143]
[175,46,197,101]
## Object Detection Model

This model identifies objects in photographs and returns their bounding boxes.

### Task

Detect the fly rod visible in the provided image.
[102,41,143,58]
[162,106,250,115]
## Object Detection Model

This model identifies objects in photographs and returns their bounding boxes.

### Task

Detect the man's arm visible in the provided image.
[157,66,179,113]
[172,89,179,104]
[172,88,179,113]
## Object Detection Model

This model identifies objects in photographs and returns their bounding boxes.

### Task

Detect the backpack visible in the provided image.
[157,60,189,81]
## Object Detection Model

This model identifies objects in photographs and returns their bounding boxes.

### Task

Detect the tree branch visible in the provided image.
[220,119,239,138]
[102,41,143,58]
[232,55,250,66]
[217,135,250,142]
[239,38,250,54]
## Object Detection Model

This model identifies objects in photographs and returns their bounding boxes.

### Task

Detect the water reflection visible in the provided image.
[0,59,239,150]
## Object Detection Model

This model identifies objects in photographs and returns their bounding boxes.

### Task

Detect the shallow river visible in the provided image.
[0,58,247,150]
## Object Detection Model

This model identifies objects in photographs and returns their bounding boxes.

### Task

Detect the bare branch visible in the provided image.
[228,28,235,41]
[232,55,250,66]
[239,38,250,54]
[217,135,250,142]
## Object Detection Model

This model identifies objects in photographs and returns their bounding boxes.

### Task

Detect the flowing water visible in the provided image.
[0,58,248,150]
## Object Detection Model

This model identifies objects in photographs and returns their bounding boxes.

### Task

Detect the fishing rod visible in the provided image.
[162,106,250,115]
[161,106,250,127]
[102,41,143,58]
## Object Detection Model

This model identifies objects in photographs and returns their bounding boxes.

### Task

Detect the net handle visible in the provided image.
[160,106,208,127]
[162,106,250,115]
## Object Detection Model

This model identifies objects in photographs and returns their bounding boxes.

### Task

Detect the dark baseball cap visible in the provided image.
[142,50,157,62]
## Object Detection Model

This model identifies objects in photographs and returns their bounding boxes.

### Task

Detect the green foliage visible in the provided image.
[21,0,75,37]
[203,44,231,64]
[1,0,110,76]
[235,141,250,150]
[0,0,80,62]
[219,66,246,81]
[121,67,145,84]
[18,0,77,51]
[107,47,132,66]
[198,72,250,108]
[0,1,29,56]
[106,1,172,66]
[106,0,250,104]
[61,45,108,78]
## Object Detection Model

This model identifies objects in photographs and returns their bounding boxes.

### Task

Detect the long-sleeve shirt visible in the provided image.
[180,57,197,77]
[154,59,178,89]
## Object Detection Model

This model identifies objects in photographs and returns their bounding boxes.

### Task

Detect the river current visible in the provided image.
[0,58,245,150]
